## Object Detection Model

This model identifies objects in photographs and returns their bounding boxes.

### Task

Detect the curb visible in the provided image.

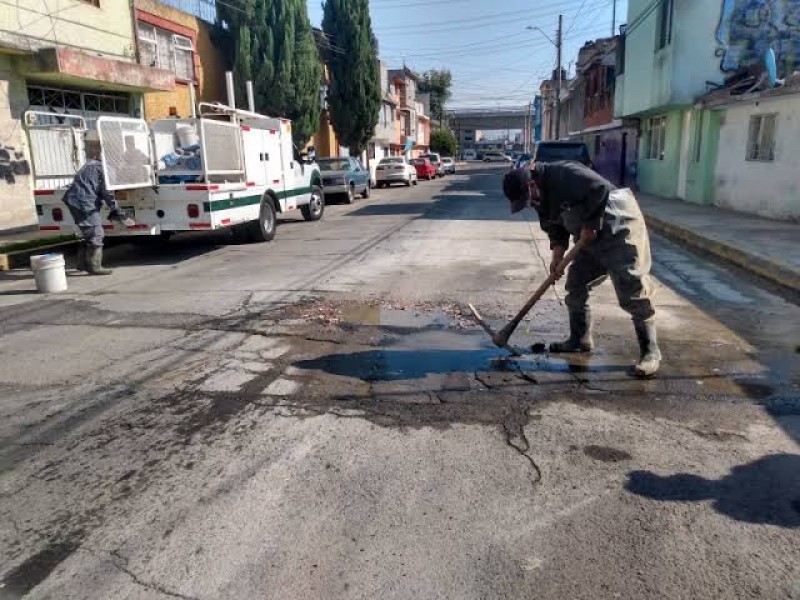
[643,212,800,295]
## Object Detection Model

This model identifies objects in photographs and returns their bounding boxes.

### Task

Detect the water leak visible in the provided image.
[297,306,615,383]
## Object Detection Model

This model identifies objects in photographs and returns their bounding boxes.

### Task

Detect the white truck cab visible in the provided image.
[26,102,324,243]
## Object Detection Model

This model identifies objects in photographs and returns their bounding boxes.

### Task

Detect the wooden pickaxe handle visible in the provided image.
[492,239,587,347]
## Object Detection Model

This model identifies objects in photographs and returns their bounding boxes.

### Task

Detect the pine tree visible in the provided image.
[321,0,381,154]
[219,0,322,145]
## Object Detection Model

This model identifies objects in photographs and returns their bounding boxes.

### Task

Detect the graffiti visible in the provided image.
[0,144,30,184]
[716,0,800,76]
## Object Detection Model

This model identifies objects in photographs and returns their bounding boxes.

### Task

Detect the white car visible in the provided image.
[375,157,418,187]
[462,149,477,160]
[483,151,513,163]
[441,157,456,174]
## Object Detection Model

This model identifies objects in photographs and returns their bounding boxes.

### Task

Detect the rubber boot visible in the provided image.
[75,244,89,272]
[86,246,112,275]
[632,318,661,378]
[548,309,594,353]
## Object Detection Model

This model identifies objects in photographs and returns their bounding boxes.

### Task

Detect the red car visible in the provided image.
[413,157,437,180]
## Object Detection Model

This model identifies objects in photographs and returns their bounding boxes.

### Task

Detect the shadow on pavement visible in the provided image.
[625,453,800,528]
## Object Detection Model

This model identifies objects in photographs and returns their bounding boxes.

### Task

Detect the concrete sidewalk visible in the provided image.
[637,193,800,295]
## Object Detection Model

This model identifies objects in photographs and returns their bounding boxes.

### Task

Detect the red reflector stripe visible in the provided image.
[39,225,60,231]
[272,179,280,184]
[220,218,231,225]
[240,125,251,131]
[126,224,150,230]
[186,184,219,191]
[34,190,55,196]
[246,181,255,187]
[268,130,277,135]
[189,222,211,229]
[102,225,114,231]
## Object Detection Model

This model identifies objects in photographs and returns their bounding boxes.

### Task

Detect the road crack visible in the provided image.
[102,549,200,600]
[502,405,543,485]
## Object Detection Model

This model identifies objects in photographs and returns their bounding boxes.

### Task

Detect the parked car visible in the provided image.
[534,141,592,167]
[462,149,477,160]
[413,157,437,180]
[375,157,418,187]
[419,153,444,177]
[483,151,513,163]
[441,157,456,174]
[318,157,371,203]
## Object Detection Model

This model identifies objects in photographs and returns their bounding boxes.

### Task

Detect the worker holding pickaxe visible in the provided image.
[502,161,661,377]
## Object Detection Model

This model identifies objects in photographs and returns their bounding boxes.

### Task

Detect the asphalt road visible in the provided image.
[1,164,798,600]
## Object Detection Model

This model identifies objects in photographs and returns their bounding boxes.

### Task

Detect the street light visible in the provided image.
[526,16,563,139]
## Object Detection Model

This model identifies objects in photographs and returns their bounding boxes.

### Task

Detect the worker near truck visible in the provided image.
[502,161,662,377]
[62,130,134,276]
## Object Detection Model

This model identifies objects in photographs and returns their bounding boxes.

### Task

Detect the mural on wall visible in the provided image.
[0,144,30,184]
[716,0,800,76]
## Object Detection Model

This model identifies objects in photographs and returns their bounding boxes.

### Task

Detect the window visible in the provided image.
[657,0,674,50]
[137,22,195,81]
[644,116,666,160]
[746,114,776,161]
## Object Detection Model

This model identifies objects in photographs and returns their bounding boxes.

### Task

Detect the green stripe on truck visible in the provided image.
[203,186,312,212]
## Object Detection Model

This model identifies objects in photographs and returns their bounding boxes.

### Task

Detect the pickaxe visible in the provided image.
[469,239,587,355]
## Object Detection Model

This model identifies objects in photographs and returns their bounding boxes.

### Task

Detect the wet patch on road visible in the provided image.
[582,445,632,462]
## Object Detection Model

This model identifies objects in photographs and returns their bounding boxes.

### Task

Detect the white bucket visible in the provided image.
[176,124,200,149]
[30,253,68,294]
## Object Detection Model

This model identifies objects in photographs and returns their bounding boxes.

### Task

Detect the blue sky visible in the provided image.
[307,0,629,109]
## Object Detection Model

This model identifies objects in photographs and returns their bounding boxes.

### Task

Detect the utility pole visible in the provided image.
[526,101,532,153]
[555,14,563,140]
[612,0,617,35]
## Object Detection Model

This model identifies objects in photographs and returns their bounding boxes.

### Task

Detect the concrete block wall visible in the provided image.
[0,54,35,232]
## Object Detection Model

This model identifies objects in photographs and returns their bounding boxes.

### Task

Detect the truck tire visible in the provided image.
[248,195,277,242]
[301,185,325,221]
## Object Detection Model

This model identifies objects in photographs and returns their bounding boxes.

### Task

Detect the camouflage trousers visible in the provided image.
[564,189,656,324]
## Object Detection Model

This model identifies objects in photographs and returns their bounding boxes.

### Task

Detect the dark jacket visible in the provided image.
[532,161,614,249]
[62,160,118,214]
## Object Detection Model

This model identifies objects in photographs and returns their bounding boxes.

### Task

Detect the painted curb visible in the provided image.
[0,239,78,271]
[643,212,800,295]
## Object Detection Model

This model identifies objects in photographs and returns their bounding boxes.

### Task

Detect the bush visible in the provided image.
[430,128,458,157]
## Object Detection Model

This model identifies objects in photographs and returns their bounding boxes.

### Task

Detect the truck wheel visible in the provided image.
[345,183,355,204]
[362,182,371,199]
[248,195,277,242]
[301,185,325,221]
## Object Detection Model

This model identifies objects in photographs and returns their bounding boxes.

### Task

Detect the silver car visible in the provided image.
[441,157,456,174]
[375,157,418,188]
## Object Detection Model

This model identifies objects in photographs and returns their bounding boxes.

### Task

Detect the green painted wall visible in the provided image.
[637,108,682,198]
[684,109,721,206]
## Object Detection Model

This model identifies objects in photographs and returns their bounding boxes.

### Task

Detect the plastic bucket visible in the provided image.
[30,253,68,294]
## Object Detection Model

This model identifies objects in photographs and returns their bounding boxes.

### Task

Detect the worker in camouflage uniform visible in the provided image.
[62,130,133,275]
[502,161,661,377]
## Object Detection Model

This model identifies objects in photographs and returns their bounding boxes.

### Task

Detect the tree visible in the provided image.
[419,69,452,124]
[218,0,322,145]
[322,0,381,155]
[429,128,458,157]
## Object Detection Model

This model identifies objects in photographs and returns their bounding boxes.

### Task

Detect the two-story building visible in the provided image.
[0,0,174,231]
[388,67,429,158]
[617,0,798,219]
[134,0,226,120]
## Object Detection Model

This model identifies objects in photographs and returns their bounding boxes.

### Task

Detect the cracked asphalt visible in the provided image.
[1,164,799,599]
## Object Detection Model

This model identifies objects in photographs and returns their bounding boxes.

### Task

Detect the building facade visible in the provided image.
[134,0,226,120]
[618,0,799,217]
[0,0,173,232]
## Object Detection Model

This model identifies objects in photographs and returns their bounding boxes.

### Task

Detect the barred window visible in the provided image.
[137,22,195,81]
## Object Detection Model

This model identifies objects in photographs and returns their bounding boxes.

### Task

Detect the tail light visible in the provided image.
[52,207,63,222]
[187,204,200,218]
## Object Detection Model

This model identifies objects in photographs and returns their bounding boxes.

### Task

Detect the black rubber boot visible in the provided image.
[86,246,112,275]
[632,318,661,378]
[75,244,89,272]
[549,309,594,353]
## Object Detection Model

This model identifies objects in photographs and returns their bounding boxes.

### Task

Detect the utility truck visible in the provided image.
[27,94,324,243]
